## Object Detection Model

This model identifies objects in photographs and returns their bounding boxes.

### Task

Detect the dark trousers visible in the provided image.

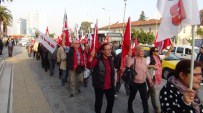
[0,47,3,54]
[59,68,62,78]
[8,46,13,57]
[42,57,49,71]
[115,81,130,95]
[61,70,68,86]
[49,59,56,76]
[94,87,115,113]
[128,82,149,113]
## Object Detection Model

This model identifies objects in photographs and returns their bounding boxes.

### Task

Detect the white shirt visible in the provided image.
[146,55,166,77]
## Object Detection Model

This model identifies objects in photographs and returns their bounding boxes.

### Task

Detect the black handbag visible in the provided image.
[76,65,84,74]
[121,58,137,84]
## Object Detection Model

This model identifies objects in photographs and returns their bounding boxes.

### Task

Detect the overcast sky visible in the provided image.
[3,0,203,36]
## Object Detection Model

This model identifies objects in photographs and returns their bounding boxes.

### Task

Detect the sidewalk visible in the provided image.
[6,46,53,113]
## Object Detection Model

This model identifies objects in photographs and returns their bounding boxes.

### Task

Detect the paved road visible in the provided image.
[0,46,203,113]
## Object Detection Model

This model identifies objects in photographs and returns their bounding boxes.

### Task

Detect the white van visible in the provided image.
[171,45,199,60]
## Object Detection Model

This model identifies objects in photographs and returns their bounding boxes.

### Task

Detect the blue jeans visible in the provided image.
[62,70,68,85]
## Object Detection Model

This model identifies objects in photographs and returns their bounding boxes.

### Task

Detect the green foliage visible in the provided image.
[35,31,39,38]
[80,21,91,34]
[0,6,13,36]
[139,11,146,21]
[197,27,203,37]
[186,39,192,46]
[131,28,155,44]
[49,33,55,38]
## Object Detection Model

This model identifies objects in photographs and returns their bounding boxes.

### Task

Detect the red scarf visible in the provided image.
[154,56,162,85]
[73,48,84,70]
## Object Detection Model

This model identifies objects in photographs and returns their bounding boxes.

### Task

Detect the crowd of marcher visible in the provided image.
[23,33,203,113]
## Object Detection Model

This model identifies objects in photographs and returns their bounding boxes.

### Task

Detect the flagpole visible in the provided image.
[189,25,195,89]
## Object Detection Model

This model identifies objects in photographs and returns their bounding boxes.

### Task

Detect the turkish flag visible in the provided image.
[55,36,62,45]
[45,26,49,35]
[155,33,171,53]
[120,17,131,70]
[91,20,99,52]
[62,11,71,46]
[157,0,200,41]
[104,35,110,43]
[132,36,138,56]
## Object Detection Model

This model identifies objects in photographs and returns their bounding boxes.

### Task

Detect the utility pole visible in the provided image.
[102,8,110,31]
[122,0,127,34]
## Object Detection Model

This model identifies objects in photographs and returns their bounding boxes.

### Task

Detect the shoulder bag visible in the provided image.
[121,58,137,84]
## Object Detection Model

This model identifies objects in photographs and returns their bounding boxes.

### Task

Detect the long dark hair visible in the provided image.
[149,47,157,56]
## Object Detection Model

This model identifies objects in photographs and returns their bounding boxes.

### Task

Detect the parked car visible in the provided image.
[19,38,29,47]
[172,45,199,60]
[161,51,180,79]
[116,47,201,82]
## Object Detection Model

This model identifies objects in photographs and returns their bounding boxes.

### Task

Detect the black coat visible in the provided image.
[196,52,203,67]
[92,56,115,89]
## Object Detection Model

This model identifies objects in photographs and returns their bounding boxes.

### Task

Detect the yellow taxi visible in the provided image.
[161,51,180,79]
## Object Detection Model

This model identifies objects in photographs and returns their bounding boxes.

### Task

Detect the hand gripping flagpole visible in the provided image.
[189,25,195,89]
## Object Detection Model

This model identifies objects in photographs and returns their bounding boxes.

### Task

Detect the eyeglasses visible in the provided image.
[154,50,159,52]
[193,73,203,76]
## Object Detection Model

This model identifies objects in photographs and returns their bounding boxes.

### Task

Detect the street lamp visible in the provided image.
[102,8,110,31]
[122,0,127,34]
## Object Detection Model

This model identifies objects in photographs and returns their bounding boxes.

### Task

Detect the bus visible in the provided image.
[98,31,123,44]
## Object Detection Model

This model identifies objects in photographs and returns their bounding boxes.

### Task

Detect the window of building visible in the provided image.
[149,27,151,32]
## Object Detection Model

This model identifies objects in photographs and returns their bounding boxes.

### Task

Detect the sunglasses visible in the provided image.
[154,50,159,52]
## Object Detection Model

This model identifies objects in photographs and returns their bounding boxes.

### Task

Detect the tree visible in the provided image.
[139,11,146,21]
[200,10,203,25]
[0,6,12,36]
[131,28,155,44]
[131,28,139,40]
[197,27,203,37]
[0,0,13,4]
[3,13,12,36]
[80,21,91,34]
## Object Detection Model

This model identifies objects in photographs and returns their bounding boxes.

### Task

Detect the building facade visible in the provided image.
[17,18,27,35]
[26,10,47,36]
[100,17,203,46]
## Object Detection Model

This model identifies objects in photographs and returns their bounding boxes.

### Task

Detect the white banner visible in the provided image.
[157,0,200,42]
[36,30,57,53]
